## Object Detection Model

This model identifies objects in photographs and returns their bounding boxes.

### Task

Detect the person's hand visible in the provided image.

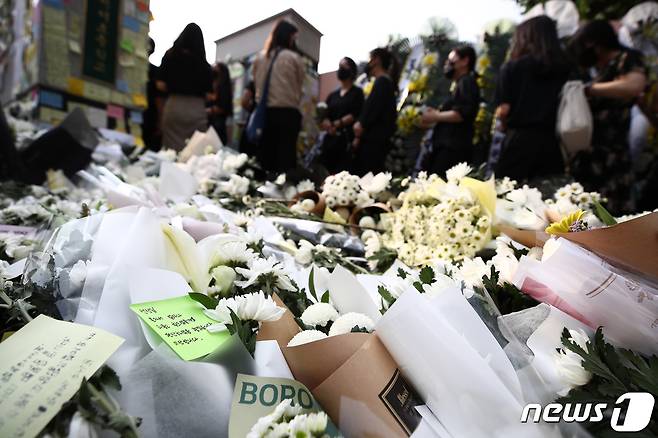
[420,108,438,127]
[353,121,363,138]
[320,118,331,131]
[352,137,360,150]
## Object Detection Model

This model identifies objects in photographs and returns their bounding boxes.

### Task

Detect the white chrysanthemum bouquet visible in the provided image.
[375,164,495,267]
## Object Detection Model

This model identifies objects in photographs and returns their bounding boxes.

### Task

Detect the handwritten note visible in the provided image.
[130,295,231,360]
[0,315,123,438]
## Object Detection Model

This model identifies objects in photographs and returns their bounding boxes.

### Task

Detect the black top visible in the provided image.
[433,73,480,150]
[359,75,397,141]
[496,55,570,131]
[326,86,364,123]
[159,49,212,97]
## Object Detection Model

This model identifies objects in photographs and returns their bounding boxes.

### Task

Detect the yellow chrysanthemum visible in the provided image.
[545,210,585,235]
[422,53,438,67]
[363,79,375,97]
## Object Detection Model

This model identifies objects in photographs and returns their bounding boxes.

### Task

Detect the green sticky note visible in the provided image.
[120,38,134,53]
[130,295,230,361]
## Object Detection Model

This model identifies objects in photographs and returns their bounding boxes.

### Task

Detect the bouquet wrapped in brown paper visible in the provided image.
[256,289,424,437]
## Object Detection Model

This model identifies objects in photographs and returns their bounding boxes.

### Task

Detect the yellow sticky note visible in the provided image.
[40,107,67,125]
[67,77,84,96]
[0,315,124,438]
[135,136,145,148]
[132,94,147,107]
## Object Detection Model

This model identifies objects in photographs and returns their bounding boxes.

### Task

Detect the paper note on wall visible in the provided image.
[67,78,85,96]
[40,107,68,125]
[132,94,147,107]
[43,7,69,88]
[83,81,111,103]
[86,106,107,128]
[68,14,81,39]
[68,40,81,54]
[130,295,231,360]
[0,315,124,438]
[107,104,125,119]
[119,53,136,67]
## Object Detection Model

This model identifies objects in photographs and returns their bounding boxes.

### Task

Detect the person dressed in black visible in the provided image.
[157,23,213,151]
[352,48,398,176]
[569,20,647,215]
[319,57,364,174]
[494,16,570,182]
[208,62,233,145]
[420,45,480,175]
[142,37,165,151]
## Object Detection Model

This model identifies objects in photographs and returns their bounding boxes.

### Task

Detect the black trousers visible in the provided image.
[259,107,301,174]
[352,130,391,176]
[495,128,564,181]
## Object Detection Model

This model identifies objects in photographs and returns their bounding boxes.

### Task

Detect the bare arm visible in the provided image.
[589,71,646,100]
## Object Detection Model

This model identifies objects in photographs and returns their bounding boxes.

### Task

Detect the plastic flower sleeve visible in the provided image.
[513,237,658,356]
[116,337,256,438]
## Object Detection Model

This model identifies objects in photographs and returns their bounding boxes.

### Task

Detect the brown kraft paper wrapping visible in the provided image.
[283,333,423,438]
[256,294,301,348]
[560,211,658,281]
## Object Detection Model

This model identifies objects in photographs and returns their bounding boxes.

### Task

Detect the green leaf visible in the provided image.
[308,267,318,302]
[593,200,617,226]
[188,292,218,310]
[350,325,370,333]
[321,290,330,303]
[418,266,435,284]
[397,268,407,279]
[377,285,396,303]
[94,365,121,391]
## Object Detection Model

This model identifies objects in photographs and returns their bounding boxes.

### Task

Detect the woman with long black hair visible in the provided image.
[420,45,480,175]
[569,20,647,215]
[208,62,233,145]
[352,47,399,176]
[494,15,571,181]
[252,20,305,176]
[158,23,213,150]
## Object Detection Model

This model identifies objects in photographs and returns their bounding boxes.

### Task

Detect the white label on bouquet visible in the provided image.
[0,315,124,437]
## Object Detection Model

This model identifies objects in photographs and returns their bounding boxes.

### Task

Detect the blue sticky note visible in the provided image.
[43,0,64,9]
[130,111,143,124]
[123,16,140,32]
[40,90,64,109]
[116,79,129,93]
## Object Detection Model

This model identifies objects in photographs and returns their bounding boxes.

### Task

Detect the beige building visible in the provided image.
[214,8,322,67]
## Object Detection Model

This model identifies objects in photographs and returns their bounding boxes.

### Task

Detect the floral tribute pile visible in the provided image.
[1,139,657,438]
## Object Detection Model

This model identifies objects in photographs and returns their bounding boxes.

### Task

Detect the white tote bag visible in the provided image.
[556,80,593,159]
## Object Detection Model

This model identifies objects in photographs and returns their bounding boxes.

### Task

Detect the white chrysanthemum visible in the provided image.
[294,240,314,265]
[296,179,315,193]
[328,312,375,336]
[275,174,286,185]
[204,291,285,332]
[287,329,328,347]
[235,256,296,291]
[222,153,248,174]
[455,257,488,289]
[301,303,338,328]
[445,162,472,182]
[361,172,392,195]
[219,174,250,196]
[212,241,256,267]
[555,329,593,395]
